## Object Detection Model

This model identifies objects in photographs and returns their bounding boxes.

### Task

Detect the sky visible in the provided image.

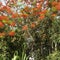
[0,0,6,5]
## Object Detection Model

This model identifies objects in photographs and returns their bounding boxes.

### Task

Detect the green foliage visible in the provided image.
[12,43,28,60]
[46,51,60,60]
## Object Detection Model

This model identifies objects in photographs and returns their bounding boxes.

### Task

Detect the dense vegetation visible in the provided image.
[0,0,60,60]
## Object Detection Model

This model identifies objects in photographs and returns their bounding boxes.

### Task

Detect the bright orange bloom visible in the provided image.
[55,2,60,10]
[42,10,47,14]
[0,22,4,28]
[39,10,47,15]
[31,23,36,28]
[52,1,58,6]
[12,13,19,18]
[2,6,7,9]
[9,31,15,36]
[39,15,45,20]
[0,6,12,14]
[6,8,12,14]
[10,22,16,26]
[22,25,28,31]
[39,11,43,14]
[52,14,56,17]
[6,6,12,14]
[20,14,28,18]
[0,6,7,11]
[0,16,9,21]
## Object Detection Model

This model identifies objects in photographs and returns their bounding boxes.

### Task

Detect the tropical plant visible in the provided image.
[0,0,60,60]
[46,51,60,60]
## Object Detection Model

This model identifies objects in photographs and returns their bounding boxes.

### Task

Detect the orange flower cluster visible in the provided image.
[0,16,9,21]
[0,6,12,14]
[20,14,28,18]
[39,10,47,15]
[55,2,60,10]
[39,15,45,20]
[52,1,58,6]
[0,0,59,38]
[0,31,15,37]
[9,31,15,36]
[22,25,28,31]
[0,22,4,28]
[52,14,56,17]
[12,13,19,18]
[52,1,60,10]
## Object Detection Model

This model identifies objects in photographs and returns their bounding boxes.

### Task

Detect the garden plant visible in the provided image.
[0,0,60,60]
